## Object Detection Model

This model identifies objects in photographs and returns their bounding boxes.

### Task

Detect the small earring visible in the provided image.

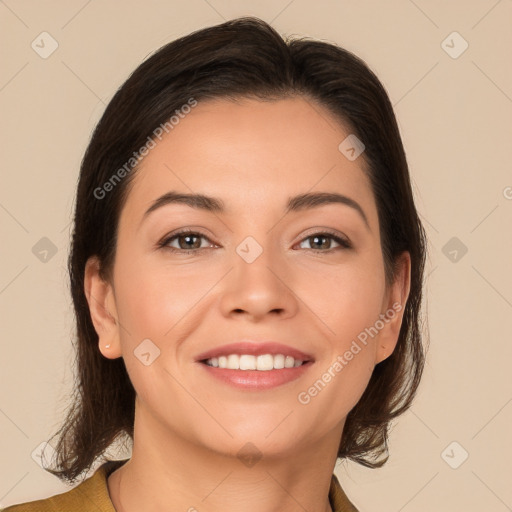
[105,344,111,349]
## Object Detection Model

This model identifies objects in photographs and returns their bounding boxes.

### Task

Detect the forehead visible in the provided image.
[121,96,375,223]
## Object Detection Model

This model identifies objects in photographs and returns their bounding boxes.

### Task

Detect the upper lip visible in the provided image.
[195,341,315,362]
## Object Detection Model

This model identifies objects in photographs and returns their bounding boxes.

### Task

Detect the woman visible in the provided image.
[2,16,426,512]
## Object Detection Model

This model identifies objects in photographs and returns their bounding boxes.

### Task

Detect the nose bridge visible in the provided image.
[220,232,297,319]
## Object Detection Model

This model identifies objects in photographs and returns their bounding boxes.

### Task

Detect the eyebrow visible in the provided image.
[141,191,370,230]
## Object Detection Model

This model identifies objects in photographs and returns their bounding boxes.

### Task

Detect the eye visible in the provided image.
[296,231,351,251]
[158,229,215,254]
[158,228,352,255]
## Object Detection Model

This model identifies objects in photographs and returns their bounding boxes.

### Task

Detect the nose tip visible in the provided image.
[221,257,297,321]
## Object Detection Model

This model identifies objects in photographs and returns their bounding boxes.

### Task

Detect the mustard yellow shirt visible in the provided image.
[1,459,358,511]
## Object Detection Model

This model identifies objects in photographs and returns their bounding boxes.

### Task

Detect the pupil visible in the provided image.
[181,235,199,249]
[313,235,328,249]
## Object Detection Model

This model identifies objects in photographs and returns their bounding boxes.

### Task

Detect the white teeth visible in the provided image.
[205,354,305,370]
[239,354,256,370]
[257,354,274,371]
[226,354,239,370]
[273,354,285,369]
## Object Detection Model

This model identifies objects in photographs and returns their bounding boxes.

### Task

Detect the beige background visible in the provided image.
[1,1,511,511]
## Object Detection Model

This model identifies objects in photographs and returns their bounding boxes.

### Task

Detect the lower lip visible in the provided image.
[197,361,314,390]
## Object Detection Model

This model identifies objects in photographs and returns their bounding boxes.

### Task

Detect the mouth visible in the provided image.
[195,341,315,390]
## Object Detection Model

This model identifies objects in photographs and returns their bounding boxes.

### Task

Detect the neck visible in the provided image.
[108,403,342,512]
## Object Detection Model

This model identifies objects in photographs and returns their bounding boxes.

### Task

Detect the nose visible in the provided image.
[219,243,299,322]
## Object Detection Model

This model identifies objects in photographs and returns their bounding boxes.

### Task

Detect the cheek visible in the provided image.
[113,254,212,341]
[297,334,376,425]
[300,253,385,405]
[309,253,386,344]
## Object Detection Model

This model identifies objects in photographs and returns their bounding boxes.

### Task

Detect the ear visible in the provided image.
[375,251,411,364]
[84,256,122,359]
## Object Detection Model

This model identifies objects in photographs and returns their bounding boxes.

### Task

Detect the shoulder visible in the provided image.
[1,459,128,512]
[329,472,359,512]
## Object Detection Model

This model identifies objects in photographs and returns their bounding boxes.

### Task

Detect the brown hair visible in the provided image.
[46,16,427,483]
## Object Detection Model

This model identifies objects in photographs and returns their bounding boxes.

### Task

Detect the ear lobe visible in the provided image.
[375,251,411,364]
[84,256,122,359]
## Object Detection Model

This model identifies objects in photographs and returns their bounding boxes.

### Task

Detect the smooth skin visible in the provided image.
[85,96,410,512]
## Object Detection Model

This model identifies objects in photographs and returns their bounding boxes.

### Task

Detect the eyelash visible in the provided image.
[157,228,352,255]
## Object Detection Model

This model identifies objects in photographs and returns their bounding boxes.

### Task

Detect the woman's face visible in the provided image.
[87,96,409,460]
